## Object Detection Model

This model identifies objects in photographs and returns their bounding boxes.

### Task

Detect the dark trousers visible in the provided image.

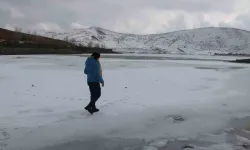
[86,82,101,109]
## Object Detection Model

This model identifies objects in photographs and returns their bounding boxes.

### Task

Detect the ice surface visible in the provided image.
[236,135,250,145]
[148,139,168,148]
[143,146,157,150]
[0,55,250,150]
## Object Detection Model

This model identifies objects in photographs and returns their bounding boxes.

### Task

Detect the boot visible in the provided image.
[92,108,99,113]
[85,106,93,114]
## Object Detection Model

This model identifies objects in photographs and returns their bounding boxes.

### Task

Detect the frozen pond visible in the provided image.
[0,55,250,150]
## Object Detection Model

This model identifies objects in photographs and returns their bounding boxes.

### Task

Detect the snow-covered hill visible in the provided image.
[45,27,250,55]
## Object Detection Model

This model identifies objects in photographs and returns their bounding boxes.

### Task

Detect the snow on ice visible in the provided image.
[0,55,250,150]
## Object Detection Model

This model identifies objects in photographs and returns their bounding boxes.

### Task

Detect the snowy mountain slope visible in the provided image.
[45,27,250,55]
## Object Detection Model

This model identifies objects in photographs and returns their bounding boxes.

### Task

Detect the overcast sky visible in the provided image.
[0,0,250,34]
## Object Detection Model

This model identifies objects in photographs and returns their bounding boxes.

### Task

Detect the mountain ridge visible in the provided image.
[45,27,250,55]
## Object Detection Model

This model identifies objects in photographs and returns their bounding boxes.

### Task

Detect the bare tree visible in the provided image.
[32,30,37,35]
[78,43,85,47]
[100,44,106,49]
[69,38,76,44]
[64,36,69,42]
[51,34,56,39]
[87,41,94,48]
[94,43,100,48]
[15,27,22,32]
[14,27,18,32]
[27,30,31,34]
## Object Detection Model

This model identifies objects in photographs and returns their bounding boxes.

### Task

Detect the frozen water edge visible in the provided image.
[0,55,250,150]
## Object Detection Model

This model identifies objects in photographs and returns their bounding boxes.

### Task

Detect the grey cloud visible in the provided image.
[235,12,250,29]
[161,14,212,33]
[0,9,11,27]
[0,0,123,31]
[4,0,77,26]
[103,0,237,13]
[0,0,248,34]
[162,15,187,32]
[219,11,250,31]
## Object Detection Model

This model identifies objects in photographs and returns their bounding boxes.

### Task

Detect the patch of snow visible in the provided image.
[224,128,235,132]
[44,27,250,55]
[0,55,250,150]
[143,146,158,150]
[236,135,250,146]
[196,143,236,150]
[182,144,196,149]
[148,139,168,148]
[177,137,190,141]
[242,130,250,134]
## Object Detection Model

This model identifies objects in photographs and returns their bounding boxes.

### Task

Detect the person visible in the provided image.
[84,52,104,114]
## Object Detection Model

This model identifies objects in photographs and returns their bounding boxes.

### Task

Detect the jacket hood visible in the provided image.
[85,57,97,65]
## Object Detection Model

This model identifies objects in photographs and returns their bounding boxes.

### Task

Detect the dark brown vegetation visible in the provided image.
[229,58,250,64]
[0,28,115,55]
[214,53,250,57]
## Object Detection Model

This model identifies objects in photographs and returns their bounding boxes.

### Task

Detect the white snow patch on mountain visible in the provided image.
[45,27,250,55]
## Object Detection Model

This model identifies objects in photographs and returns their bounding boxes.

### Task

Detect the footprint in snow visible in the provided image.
[164,115,186,123]
[182,144,196,149]
[0,129,10,149]
[18,109,32,114]
[38,108,53,113]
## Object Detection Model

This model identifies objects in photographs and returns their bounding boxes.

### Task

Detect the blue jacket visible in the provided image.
[84,57,104,84]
